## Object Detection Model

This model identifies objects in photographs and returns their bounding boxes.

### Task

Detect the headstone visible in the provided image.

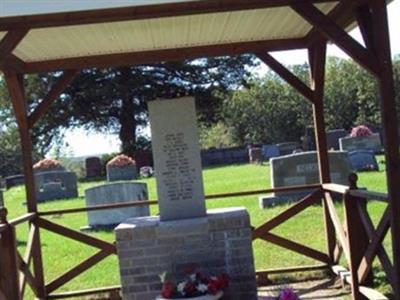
[259,151,351,208]
[276,142,301,155]
[0,190,4,207]
[326,129,347,150]
[348,150,379,172]
[85,156,102,178]
[34,166,65,174]
[339,133,382,153]
[262,144,280,160]
[201,147,248,166]
[35,171,78,202]
[83,182,149,230]
[107,165,137,182]
[148,97,206,221]
[301,127,316,151]
[5,174,25,189]
[249,147,262,164]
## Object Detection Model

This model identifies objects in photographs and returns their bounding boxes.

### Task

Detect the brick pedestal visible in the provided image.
[116,207,257,300]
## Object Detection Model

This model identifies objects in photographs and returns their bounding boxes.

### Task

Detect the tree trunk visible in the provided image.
[119,96,137,155]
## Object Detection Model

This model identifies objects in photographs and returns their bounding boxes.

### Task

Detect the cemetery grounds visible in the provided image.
[3,156,390,297]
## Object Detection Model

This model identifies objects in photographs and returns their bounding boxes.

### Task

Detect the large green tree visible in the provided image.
[0,55,256,158]
[17,56,256,155]
[222,63,312,146]
[218,56,400,148]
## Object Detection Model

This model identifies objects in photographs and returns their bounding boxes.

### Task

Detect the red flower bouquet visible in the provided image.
[157,270,230,299]
[106,154,136,167]
[33,158,63,171]
[350,125,373,137]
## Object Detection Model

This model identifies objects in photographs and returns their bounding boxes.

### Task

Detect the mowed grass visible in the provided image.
[2,156,392,298]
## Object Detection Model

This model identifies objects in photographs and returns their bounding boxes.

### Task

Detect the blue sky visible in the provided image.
[63,0,400,157]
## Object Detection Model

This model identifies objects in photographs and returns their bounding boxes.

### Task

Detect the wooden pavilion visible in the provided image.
[0,1,399,299]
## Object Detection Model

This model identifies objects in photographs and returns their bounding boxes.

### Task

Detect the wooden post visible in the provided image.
[4,70,46,298]
[309,40,336,263]
[0,208,21,300]
[344,192,364,300]
[370,0,400,297]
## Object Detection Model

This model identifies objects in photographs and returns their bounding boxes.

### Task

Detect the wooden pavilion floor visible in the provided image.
[258,278,351,300]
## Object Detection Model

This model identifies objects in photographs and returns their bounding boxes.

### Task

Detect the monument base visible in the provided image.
[80,224,119,232]
[258,191,314,209]
[116,207,257,300]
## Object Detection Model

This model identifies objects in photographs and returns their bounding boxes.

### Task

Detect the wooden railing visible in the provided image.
[0,180,394,299]
[0,208,38,300]
[323,178,392,300]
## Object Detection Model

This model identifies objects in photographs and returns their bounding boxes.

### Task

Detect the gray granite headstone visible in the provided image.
[148,97,206,221]
[84,182,149,229]
[107,165,137,182]
[35,171,78,202]
[326,129,347,150]
[85,156,102,178]
[249,147,262,164]
[262,144,280,160]
[348,150,379,172]
[276,142,301,155]
[339,133,382,153]
[5,174,25,189]
[259,151,351,208]
[201,147,247,166]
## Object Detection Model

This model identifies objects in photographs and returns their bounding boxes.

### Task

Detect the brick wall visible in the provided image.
[116,208,257,300]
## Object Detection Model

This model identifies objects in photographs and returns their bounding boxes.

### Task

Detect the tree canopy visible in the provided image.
[202,56,400,148]
[0,55,256,157]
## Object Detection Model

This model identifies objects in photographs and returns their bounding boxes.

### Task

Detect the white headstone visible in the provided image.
[148,97,206,221]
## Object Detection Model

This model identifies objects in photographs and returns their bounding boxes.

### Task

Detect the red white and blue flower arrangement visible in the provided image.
[157,269,230,300]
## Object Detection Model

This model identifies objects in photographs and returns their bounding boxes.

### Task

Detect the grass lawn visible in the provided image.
[2,156,392,298]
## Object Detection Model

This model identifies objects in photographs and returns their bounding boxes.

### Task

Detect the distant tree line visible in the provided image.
[200,56,400,149]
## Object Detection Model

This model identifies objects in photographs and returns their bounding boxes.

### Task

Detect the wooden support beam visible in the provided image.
[36,217,116,253]
[306,0,370,44]
[17,252,39,297]
[23,38,307,73]
[37,184,321,216]
[259,232,330,264]
[324,193,350,263]
[3,70,28,129]
[357,203,395,289]
[19,224,38,297]
[253,190,321,238]
[343,192,364,300]
[292,2,380,76]
[354,5,376,54]
[0,29,28,67]
[4,70,47,298]
[0,223,21,300]
[357,206,390,285]
[255,52,314,102]
[309,40,336,264]
[370,0,400,297]
[28,69,79,128]
[46,249,113,293]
